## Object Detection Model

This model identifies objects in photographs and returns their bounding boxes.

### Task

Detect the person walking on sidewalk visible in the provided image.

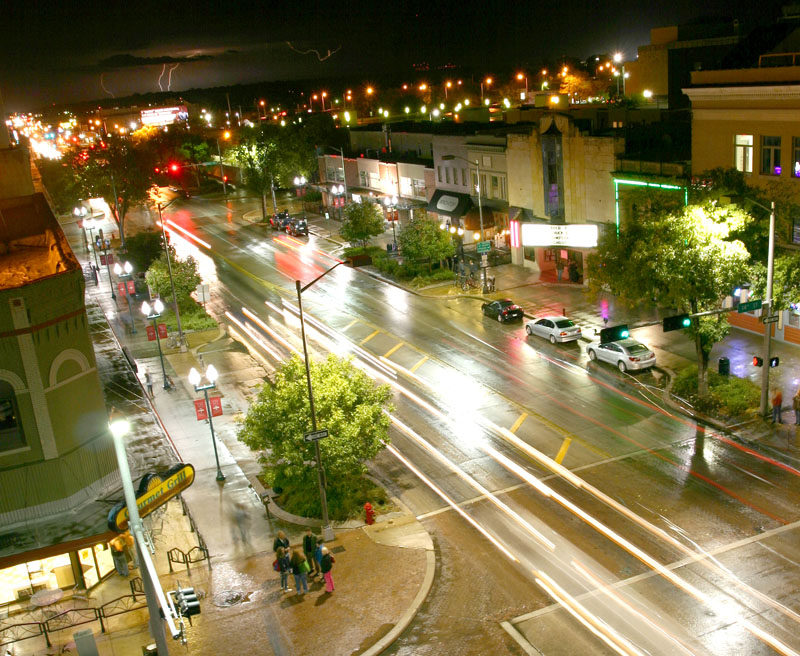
[144,370,153,398]
[303,529,320,577]
[109,536,129,577]
[290,548,309,595]
[793,388,800,425]
[771,388,783,424]
[273,530,289,554]
[320,546,335,594]
[314,536,324,578]
[276,547,292,592]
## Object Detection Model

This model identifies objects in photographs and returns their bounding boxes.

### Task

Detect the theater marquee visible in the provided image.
[521,223,598,248]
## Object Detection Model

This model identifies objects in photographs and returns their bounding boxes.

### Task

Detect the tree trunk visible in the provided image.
[261,193,268,221]
[691,300,708,396]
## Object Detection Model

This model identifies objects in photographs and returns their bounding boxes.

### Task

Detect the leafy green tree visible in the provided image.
[177,137,212,188]
[123,230,164,275]
[37,159,82,214]
[144,247,201,311]
[749,253,800,312]
[227,133,278,220]
[340,201,384,247]
[237,354,392,514]
[397,212,455,271]
[587,202,752,395]
[72,139,154,248]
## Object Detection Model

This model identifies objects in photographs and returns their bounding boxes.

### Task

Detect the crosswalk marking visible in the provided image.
[509,413,528,434]
[361,329,380,345]
[554,438,572,464]
[383,342,404,358]
[410,355,428,372]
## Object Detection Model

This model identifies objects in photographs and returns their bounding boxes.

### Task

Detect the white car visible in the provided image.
[586,338,656,372]
[525,316,582,343]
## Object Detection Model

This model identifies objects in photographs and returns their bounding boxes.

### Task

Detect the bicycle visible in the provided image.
[461,275,479,292]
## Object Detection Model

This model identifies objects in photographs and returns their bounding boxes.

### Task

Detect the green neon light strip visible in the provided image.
[613,177,688,238]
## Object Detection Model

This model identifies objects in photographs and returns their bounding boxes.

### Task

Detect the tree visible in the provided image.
[237,354,392,513]
[749,253,800,312]
[37,159,82,214]
[587,202,752,395]
[177,137,212,188]
[227,132,278,220]
[123,230,164,275]
[72,139,153,248]
[397,212,455,271]
[340,202,384,247]
[144,247,201,311]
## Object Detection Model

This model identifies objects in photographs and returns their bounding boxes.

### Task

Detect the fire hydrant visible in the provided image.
[364,502,375,525]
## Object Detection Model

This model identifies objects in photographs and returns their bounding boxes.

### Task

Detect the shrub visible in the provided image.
[273,474,391,520]
[672,365,760,418]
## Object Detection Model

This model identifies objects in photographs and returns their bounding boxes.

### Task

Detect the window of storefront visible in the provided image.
[734,134,753,173]
[0,553,75,605]
[0,380,25,452]
[788,310,800,328]
[793,137,800,178]
[761,136,781,175]
[411,178,426,197]
[79,543,114,588]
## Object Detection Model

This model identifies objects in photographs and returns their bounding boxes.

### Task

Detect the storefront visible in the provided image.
[426,190,498,249]
[510,219,599,283]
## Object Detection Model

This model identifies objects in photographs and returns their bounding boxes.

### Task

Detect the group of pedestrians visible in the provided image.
[273,529,335,596]
[771,387,800,425]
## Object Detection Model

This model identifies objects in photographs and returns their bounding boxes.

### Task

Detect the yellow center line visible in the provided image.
[409,355,429,372]
[383,342,404,358]
[361,329,380,345]
[554,438,572,465]
[509,413,528,434]
[343,319,359,331]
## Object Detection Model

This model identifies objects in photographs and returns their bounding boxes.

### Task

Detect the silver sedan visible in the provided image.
[525,316,582,344]
[586,338,656,372]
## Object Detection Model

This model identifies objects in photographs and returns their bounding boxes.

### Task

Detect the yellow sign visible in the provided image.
[108,463,195,532]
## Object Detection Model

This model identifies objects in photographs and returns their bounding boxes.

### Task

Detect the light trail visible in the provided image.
[159,218,211,249]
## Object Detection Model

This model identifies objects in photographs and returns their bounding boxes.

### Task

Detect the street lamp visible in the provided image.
[83,217,101,285]
[74,206,89,255]
[383,195,399,250]
[332,184,345,220]
[188,365,226,482]
[141,299,169,390]
[442,154,489,293]
[613,53,628,96]
[294,175,307,219]
[296,262,347,541]
[156,201,186,351]
[114,260,136,333]
[481,77,493,101]
[516,72,528,99]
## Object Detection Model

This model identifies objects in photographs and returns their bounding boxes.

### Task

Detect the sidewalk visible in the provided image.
[51,214,437,655]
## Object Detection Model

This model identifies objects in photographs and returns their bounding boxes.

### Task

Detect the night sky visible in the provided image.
[0,0,786,111]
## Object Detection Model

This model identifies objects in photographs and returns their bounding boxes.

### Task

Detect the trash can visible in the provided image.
[718,357,730,376]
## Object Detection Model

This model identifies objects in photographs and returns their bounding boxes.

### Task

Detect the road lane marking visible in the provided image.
[343,319,358,331]
[410,355,428,372]
[361,329,380,345]
[383,342,404,358]
[510,413,528,434]
[555,438,572,464]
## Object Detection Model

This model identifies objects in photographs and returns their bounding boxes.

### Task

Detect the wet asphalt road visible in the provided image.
[155,195,800,655]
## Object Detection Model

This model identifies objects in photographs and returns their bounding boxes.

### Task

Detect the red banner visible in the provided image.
[193,399,208,421]
[157,323,168,339]
[106,253,114,265]
[209,396,223,417]
[127,280,136,294]
[145,324,156,341]
[100,254,107,266]
[117,282,126,296]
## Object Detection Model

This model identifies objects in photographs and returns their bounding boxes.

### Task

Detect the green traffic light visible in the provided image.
[620,330,629,338]
[682,317,691,327]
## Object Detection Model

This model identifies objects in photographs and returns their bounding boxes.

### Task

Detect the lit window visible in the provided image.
[734,134,753,173]
[761,136,781,176]
[793,137,800,178]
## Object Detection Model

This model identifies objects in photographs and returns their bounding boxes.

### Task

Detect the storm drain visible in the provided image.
[212,590,245,607]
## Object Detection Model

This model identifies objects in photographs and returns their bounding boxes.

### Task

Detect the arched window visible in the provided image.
[0,380,25,452]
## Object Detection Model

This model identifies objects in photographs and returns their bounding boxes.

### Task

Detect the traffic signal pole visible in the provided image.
[759,202,776,417]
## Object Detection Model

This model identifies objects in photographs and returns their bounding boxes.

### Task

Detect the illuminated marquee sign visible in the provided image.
[140,106,189,127]
[107,463,195,532]
[520,223,598,248]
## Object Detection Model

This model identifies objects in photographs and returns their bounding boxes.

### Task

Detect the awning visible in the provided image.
[463,207,495,231]
[426,189,473,218]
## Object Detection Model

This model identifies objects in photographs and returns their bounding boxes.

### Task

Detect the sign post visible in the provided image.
[477,240,492,254]
[303,429,329,443]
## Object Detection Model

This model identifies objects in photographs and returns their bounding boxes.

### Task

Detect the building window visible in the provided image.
[471,170,478,193]
[411,178,426,197]
[445,167,451,184]
[480,174,488,198]
[461,168,467,187]
[360,171,368,187]
[734,134,753,173]
[0,381,25,452]
[437,166,442,183]
[793,137,800,178]
[499,177,507,200]
[761,136,781,176]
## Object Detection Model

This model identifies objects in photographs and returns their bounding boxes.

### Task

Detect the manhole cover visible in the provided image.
[213,590,244,607]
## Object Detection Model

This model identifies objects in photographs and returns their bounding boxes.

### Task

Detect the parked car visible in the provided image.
[525,316,582,343]
[286,217,308,236]
[270,210,292,230]
[481,299,524,323]
[586,338,656,372]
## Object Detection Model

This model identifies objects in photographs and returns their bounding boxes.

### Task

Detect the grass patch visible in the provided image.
[343,245,386,260]
[672,365,761,418]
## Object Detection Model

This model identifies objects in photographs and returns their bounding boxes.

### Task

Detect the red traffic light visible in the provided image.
[753,356,763,367]
[169,163,180,173]
[154,167,160,174]
[223,175,228,182]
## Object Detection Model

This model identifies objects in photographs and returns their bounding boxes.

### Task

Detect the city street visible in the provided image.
[92,192,800,654]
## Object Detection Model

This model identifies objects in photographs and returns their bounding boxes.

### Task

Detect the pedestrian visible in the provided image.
[314,537,324,579]
[231,501,251,547]
[303,529,320,577]
[290,548,309,595]
[794,388,800,425]
[276,547,292,592]
[320,546,335,593]
[120,530,138,569]
[556,259,564,282]
[144,370,153,398]
[771,387,783,424]
[109,536,129,577]
[273,530,289,554]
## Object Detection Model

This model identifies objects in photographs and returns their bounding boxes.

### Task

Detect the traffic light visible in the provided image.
[662,314,691,332]
[169,163,180,173]
[172,586,201,617]
[770,357,780,368]
[599,324,630,344]
[753,356,763,367]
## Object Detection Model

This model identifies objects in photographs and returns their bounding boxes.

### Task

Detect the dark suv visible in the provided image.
[286,218,309,237]
[270,210,292,230]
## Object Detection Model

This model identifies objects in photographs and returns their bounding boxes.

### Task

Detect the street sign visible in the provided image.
[738,299,762,313]
[763,315,779,324]
[303,429,329,442]
[477,240,492,254]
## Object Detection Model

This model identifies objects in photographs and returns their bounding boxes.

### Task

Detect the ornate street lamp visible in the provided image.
[141,299,168,389]
[188,365,226,482]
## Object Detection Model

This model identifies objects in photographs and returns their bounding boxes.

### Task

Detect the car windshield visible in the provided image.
[554,320,574,328]
[626,343,650,355]
[499,301,514,308]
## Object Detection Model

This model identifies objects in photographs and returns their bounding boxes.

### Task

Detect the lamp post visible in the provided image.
[114,261,136,333]
[216,138,228,198]
[613,53,628,96]
[142,299,169,389]
[442,154,488,293]
[74,206,89,254]
[83,217,101,285]
[188,365,226,482]
[516,72,528,99]
[383,195,399,250]
[296,262,345,542]
[156,201,185,351]
[481,77,492,101]
[332,184,345,221]
[294,175,307,219]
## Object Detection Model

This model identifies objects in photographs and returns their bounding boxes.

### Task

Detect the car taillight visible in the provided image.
[502,310,508,315]
[559,331,568,336]
[630,357,640,362]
